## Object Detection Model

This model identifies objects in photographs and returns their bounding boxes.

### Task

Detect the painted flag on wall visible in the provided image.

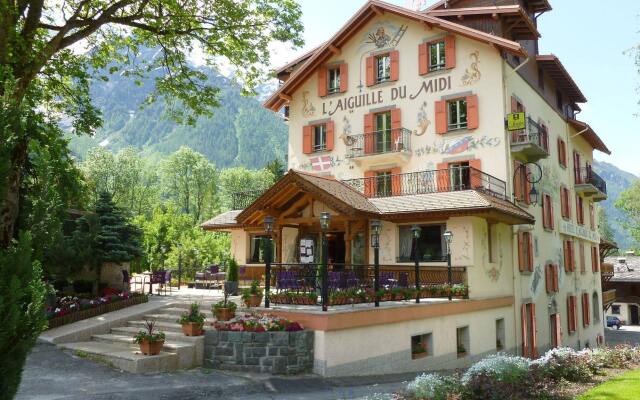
[310,156,332,171]
[446,136,472,155]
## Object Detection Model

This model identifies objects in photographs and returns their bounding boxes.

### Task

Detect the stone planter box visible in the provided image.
[47,294,148,329]
[204,330,313,374]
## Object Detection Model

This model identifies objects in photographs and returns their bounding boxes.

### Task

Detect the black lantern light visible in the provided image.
[320,212,331,231]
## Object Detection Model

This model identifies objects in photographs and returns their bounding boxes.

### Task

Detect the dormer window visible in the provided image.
[328,67,341,94]
[376,54,391,83]
[429,41,446,71]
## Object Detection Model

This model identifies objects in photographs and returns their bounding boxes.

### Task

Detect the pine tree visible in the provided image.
[0,233,48,400]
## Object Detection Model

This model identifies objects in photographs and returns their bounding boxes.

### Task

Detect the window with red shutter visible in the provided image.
[466,95,479,130]
[592,246,599,272]
[583,293,590,327]
[579,242,585,273]
[418,42,429,75]
[558,138,567,167]
[519,232,533,272]
[567,295,577,333]
[560,186,570,219]
[390,50,399,81]
[445,35,456,69]
[542,193,554,229]
[576,195,584,225]
[434,100,447,134]
[366,56,375,87]
[552,264,559,292]
[339,63,348,93]
[302,126,313,154]
[564,240,575,272]
[589,203,595,230]
[545,264,552,293]
[521,304,529,357]
[317,67,328,97]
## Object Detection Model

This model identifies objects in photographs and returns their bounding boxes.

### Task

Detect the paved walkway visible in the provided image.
[605,325,640,346]
[16,342,411,400]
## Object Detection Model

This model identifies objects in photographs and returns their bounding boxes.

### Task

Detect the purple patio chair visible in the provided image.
[379,271,396,289]
[345,271,359,288]
[398,272,409,288]
[209,265,219,274]
[328,271,341,290]
[161,270,172,294]
[239,266,247,285]
[149,270,166,295]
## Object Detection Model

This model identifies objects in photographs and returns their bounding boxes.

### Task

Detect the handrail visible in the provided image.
[510,117,549,152]
[574,167,607,195]
[345,128,412,158]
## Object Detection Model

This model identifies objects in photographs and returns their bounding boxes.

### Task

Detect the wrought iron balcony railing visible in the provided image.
[574,167,607,196]
[231,190,266,210]
[510,117,549,153]
[345,128,411,158]
[342,166,507,199]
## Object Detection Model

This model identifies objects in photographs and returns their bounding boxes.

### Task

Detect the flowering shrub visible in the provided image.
[462,353,530,384]
[406,373,462,400]
[532,347,593,383]
[213,314,304,332]
[45,291,134,319]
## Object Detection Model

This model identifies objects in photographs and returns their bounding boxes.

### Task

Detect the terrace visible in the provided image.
[509,117,550,162]
[574,167,607,201]
[345,128,412,163]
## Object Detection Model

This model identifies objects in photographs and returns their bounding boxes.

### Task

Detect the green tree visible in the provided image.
[161,147,218,222]
[218,167,275,210]
[0,0,303,246]
[164,227,230,280]
[616,181,640,248]
[598,207,616,244]
[0,233,48,400]
[266,158,286,181]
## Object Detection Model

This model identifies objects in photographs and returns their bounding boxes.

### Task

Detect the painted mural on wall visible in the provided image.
[414,135,501,157]
[361,22,408,50]
[415,101,430,136]
[302,91,316,117]
[484,229,505,282]
[531,263,543,297]
[295,155,348,174]
[339,116,355,145]
[461,50,481,86]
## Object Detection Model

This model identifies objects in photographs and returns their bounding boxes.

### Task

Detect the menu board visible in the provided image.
[299,238,315,263]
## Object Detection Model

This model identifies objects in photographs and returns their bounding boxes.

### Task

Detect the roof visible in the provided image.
[426,5,540,40]
[201,210,243,230]
[604,255,640,283]
[536,55,587,103]
[425,0,551,13]
[568,119,611,155]
[274,42,325,76]
[265,0,527,112]
[371,190,534,223]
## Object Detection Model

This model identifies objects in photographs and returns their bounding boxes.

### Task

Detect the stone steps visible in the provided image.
[162,307,216,318]
[110,326,203,342]
[127,320,184,333]
[144,313,213,324]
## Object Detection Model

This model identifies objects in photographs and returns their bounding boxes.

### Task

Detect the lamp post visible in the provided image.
[412,225,421,304]
[512,162,542,206]
[443,230,453,301]
[371,220,381,307]
[263,216,275,308]
[320,212,331,312]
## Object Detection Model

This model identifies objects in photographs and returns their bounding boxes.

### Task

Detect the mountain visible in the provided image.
[593,160,638,250]
[68,48,287,169]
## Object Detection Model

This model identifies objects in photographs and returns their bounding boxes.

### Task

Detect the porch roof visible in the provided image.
[201,210,242,230]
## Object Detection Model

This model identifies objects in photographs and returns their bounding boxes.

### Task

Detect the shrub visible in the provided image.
[178,303,206,325]
[462,353,530,385]
[226,257,239,282]
[406,373,462,400]
[532,347,592,383]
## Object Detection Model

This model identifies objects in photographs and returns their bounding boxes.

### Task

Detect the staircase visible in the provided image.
[58,302,216,373]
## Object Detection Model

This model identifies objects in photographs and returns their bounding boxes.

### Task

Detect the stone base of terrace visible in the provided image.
[255,296,514,377]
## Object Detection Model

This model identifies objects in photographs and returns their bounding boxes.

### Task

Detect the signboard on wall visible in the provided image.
[559,220,600,244]
[507,112,526,131]
[299,238,315,263]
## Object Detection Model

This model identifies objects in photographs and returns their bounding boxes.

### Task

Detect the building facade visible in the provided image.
[203,0,610,376]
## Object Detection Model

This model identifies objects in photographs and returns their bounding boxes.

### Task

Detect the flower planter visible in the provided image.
[244,294,262,308]
[214,307,236,321]
[181,322,204,336]
[139,339,164,355]
[47,294,148,329]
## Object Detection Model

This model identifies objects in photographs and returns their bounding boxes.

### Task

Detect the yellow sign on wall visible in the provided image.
[507,112,526,131]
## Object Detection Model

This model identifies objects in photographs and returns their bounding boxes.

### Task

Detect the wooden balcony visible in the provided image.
[603,289,617,307]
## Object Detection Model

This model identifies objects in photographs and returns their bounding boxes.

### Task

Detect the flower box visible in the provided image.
[46,293,148,329]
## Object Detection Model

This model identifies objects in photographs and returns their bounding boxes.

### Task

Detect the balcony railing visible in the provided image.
[510,117,549,161]
[345,128,411,159]
[574,167,607,198]
[342,166,507,199]
[231,190,266,210]
[267,263,467,310]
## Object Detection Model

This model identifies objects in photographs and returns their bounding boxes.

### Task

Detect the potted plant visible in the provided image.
[225,257,239,296]
[133,319,165,355]
[213,289,237,321]
[241,280,263,308]
[178,303,206,336]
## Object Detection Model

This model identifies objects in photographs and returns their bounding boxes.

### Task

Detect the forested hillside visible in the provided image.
[68,48,287,169]
[593,160,638,250]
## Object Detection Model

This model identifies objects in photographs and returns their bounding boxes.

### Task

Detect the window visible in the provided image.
[496,318,505,351]
[514,161,530,204]
[593,292,600,323]
[328,67,341,94]
[567,295,578,333]
[303,121,334,154]
[376,54,391,83]
[550,313,561,348]
[558,138,567,167]
[429,40,446,71]
[542,193,554,230]
[521,303,538,358]
[398,224,445,262]
[411,333,432,359]
[612,304,621,315]
[589,203,595,230]
[313,124,327,152]
[564,240,575,272]
[560,186,571,220]
[592,246,599,272]
[447,98,468,130]
[375,112,392,153]
[518,231,533,272]
[449,162,471,190]
[456,326,469,358]
[249,235,275,263]
[579,242,586,273]
[545,263,559,293]
[576,195,584,225]
[376,171,392,197]
[582,293,591,327]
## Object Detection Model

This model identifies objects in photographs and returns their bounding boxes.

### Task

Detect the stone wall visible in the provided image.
[204,330,314,374]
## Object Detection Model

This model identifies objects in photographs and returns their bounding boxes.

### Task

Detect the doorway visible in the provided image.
[326,232,346,265]
[631,305,639,325]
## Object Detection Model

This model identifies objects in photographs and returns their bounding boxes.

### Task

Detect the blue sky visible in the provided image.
[274,1,640,175]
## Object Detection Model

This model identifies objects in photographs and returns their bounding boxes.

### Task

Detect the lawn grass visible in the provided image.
[577,368,640,400]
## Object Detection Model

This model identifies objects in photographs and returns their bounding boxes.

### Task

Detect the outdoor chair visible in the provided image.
[276,270,299,290]
[195,271,210,289]
[379,271,397,289]
[159,270,172,295]
[398,272,409,288]
[239,266,247,285]
[123,270,147,293]
[149,270,166,295]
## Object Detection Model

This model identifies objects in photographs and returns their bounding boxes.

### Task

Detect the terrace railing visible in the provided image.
[342,166,507,200]
[267,263,467,309]
[510,117,549,154]
[574,167,607,196]
[345,128,412,158]
[231,189,266,210]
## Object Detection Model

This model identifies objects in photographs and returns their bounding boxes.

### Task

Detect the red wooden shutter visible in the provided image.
[518,233,525,272]
[567,296,576,333]
[514,160,523,201]
[466,95,479,129]
[391,167,402,196]
[569,241,575,271]
[364,113,375,154]
[564,241,570,273]
[445,35,456,69]
[589,204,595,230]
[418,42,428,75]
[366,56,375,86]
[521,304,529,357]
[545,264,551,293]
[526,233,534,272]
[573,151,581,183]
[557,138,563,165]
[364,171,376,198]
[583,293,590,327]
[580,242,585,273]
[524,165,532,204]
[390,50,399,81]
[437,162,450,192]
[511,96,518,113]
[303,125,313,154]
[325,120,335,151]
[552,264,559,292]
[530,304,538,358]
[592,247,599,272]
[560,187,567,218]
[435,100,447,134]
[468,159,482,189]
[554,313,562,347]
[317,67,327,97]
[340,63,348,93]
[391,108,402,150]
[541,191,548,227]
